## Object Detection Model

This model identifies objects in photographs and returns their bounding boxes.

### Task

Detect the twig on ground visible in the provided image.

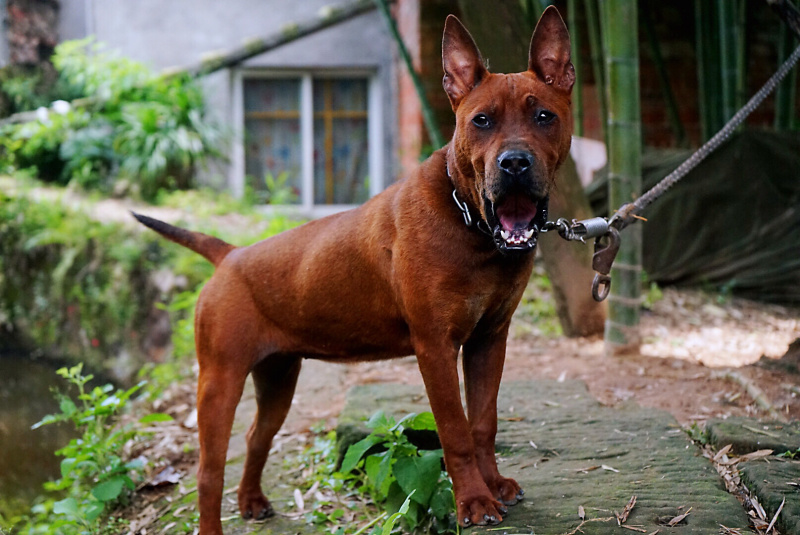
[712,370,784,421]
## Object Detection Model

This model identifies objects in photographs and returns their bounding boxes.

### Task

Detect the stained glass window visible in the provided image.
[243,76,370,206]
[244,78,302,204]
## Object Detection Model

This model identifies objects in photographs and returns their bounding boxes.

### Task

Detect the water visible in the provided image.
[0,355,75,519]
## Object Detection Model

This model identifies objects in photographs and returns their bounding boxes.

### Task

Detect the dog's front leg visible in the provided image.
[463,329,524,506]
[416,343,506,527]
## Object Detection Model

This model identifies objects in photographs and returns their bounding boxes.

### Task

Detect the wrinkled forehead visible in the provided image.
[457,71,570,116]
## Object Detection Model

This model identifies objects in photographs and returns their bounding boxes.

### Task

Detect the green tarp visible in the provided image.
[588,130,800,305]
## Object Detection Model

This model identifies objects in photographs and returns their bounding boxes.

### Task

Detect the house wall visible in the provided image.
[60,0,399,195]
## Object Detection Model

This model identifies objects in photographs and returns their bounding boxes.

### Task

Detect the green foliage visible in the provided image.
[261,172,298,205]
[155,187,257,216]
[0,192,167,367]
[684,422,710,445]
[0,38,225,200]
[641,273,664,310]
[19,363,172,534]
[515,270,562,337]
[0,64,61,116]
[285,413,455,534]
[340,411,457,534]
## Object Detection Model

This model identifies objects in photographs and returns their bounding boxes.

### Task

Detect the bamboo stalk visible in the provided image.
[696,0,724,140]
[775,22,798,129]
[718,0,740,122]
[373,0,445,149]
[585,0,607,145]
[736,0,748,109]
[600,0,642,352]
[695,0,710,141]
[642,3,687,147]
[568,0,584,137]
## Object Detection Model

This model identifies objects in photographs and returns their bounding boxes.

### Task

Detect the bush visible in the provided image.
[0,191,187,374]
[0,38,225,200]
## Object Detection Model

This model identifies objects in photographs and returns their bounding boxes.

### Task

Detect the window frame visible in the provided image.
[231,68,384,218]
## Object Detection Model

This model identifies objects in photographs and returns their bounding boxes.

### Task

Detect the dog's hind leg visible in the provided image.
[196,357,249,535]
[237,355,302,521]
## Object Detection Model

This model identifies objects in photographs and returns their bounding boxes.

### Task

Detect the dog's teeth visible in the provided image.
[500,230,510,240]
[524,229,534,239]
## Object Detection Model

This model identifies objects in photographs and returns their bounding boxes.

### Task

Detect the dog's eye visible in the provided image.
[535,110,556,126]
[472,114,492,129]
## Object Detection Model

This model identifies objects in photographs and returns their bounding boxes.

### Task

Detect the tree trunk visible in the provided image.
[458,0,606,337]
[540,157,606,337]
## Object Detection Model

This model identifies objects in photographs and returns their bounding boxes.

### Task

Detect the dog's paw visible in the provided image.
[457,493,506,527]
[491,475,524,505]
[238,491,274,521]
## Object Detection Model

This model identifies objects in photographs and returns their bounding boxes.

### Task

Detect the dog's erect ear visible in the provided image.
[528,6,575,93]
[442,15,488,110]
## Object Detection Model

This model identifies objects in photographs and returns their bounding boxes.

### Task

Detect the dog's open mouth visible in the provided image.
[486,194,549,254]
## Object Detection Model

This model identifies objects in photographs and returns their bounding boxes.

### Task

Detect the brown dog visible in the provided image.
[134,7,573,533]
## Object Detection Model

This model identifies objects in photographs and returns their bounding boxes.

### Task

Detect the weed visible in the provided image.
[684,422,710,445]
[19,363,172,534]
[286,412,457,534]
[340,411,457,534]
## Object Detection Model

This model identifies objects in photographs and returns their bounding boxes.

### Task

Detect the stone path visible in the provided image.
[152,377,800,534]
[338,381,751,534]
[707,418,800,535]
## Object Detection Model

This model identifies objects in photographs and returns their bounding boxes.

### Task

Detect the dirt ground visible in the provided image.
[280,286,800,434]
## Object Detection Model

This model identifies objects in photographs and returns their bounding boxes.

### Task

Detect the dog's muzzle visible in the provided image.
[484,151,549,254]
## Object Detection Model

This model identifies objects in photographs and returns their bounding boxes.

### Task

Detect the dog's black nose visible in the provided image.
[498,151,534,176]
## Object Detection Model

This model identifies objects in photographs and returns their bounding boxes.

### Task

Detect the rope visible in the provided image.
[610,42,800,230]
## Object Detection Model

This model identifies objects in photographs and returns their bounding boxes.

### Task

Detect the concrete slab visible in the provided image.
[338,381,751,534]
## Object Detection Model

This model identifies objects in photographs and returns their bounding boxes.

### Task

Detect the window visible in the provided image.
[237,72,382,213]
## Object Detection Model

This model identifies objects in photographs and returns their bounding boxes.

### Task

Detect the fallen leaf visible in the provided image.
[713,444,733,462]
[576,465,600,473]
[602,464,620,473]
[738,449,773,462]
[620,526,647,533]
[615,495,636,524]
[667,507,692,527]
[578,505,585,520]
[146,466,182,487]
[293,488,304,512]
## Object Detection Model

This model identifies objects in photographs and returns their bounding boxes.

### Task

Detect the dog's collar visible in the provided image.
[447,161,493,237]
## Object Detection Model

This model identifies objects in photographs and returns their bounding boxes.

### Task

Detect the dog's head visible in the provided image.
[443,7,574,254]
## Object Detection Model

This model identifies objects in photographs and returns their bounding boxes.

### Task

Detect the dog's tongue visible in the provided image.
[496,196,538,231]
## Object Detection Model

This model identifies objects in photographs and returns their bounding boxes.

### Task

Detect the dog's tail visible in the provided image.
[132,212,235,267]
